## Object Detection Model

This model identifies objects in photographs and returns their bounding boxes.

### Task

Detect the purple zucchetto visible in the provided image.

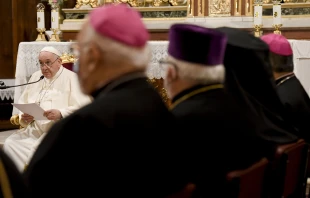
[168,24,227,66]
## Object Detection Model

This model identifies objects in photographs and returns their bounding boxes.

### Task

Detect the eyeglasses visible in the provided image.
[39,58,59,68]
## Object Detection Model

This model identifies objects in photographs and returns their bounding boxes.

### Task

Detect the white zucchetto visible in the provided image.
[40,46,62,57]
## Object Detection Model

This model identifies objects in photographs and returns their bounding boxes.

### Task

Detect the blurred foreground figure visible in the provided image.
[0,150,30,198]
[24,4,183,198]
[216,27,298,155]
[162,24,266,197]
[261,33,310,143]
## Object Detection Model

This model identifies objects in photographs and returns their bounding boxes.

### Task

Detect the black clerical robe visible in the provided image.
[216,27,298,147]
[23,73,187,198]
[170,84,266,197]
[275,73,310,142]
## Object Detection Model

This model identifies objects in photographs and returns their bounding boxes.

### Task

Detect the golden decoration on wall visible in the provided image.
[187,0,193,17]
[114,0,146,7]
[169,0,186,6]
[75,0,99,9]
[209,0,231,16]
[198,0,205,16]
[115,0,186,6]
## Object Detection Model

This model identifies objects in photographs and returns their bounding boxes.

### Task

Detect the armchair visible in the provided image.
[61,53,77,71]
[10,114,21,126]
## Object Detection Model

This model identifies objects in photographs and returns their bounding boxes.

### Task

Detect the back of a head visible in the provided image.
[260,33,294,73]
[89,3,149,48]
[167,24,227,83]
[216,27,298,144]
[86,3,151,67]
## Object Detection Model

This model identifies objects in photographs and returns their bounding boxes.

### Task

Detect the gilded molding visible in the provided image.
[198,0,205,16]
[209,0,231,16]
[187,0,194,17]
[75,0,99,9]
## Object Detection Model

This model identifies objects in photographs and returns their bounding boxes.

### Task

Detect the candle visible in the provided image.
[254,5,262,25]
[37,11,45,29]
[51,10,59,29]
[273,4,282,25]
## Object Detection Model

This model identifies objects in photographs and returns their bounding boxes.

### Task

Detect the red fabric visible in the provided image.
[62,63,73,71]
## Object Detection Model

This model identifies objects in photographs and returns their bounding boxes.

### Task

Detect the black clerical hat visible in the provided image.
[168,24,227,66]
[216,27,269,51]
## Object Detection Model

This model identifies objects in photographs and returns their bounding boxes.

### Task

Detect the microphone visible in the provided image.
[0,75,44,90]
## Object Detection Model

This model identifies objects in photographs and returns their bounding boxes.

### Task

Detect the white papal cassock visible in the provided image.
[3,66,92,172]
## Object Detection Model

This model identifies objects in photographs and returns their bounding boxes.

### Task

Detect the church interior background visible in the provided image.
[1,0,310,131]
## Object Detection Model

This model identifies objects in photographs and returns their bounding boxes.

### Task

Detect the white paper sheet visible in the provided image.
[12,103,48,120]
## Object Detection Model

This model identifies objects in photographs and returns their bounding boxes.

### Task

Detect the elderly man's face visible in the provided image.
[39,51,61,79]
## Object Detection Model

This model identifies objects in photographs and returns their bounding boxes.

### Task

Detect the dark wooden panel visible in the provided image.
[62,28,310,41]
[1,0,69,79]
[10,0,54,79]
[149,32,169,40]
[62,31,79,41]
[148,28,310,40]
[62,30,170,41]
[0,1,14,78]
[63,0,76,8]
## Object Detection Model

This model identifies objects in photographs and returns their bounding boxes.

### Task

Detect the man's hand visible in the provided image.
[43,109,62,120]
[21,113,34,124]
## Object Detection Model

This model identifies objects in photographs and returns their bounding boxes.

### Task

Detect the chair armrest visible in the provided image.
[10,114,20,126]
[10,114,24,129]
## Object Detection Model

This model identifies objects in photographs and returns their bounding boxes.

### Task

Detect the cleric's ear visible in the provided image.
[165,64,178,83]
[86,43,102,72]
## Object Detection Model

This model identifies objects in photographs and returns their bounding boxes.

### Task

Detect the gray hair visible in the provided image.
[269,52,294,73]
[83,22,151,68]
[166,55,225,84]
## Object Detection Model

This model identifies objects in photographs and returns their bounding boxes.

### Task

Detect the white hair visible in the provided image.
[83,22,151,68]
[167,55,225,84]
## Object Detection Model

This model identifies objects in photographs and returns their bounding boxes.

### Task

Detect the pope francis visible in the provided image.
[3,46,92,172]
